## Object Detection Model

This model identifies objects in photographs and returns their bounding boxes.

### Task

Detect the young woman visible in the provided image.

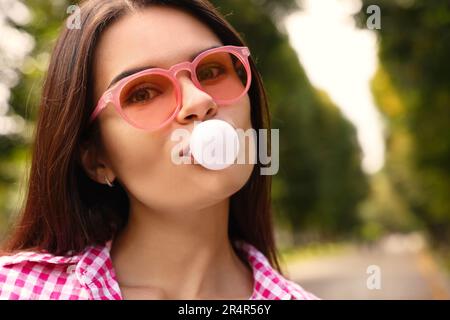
[0,0,317,300]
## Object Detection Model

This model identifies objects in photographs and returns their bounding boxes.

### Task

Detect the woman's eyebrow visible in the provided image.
[106,45,222,89]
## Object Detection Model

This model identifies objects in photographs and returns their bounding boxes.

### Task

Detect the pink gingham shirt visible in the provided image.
[0,240,318,300]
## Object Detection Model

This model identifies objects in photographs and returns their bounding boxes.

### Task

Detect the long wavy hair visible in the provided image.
[2,0,280,272]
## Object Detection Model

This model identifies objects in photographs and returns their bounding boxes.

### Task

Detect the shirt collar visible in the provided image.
[234,241,292,300]
[0,249,80,266]
[84,240,293,300]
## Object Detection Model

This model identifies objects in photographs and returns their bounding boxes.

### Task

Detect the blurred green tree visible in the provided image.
[0,0,69,238]
[357,0,450,244]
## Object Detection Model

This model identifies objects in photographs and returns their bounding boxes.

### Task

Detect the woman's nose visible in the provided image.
[175,73,218,124]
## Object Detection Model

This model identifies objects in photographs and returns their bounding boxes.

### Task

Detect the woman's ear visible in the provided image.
[79,140,116,186]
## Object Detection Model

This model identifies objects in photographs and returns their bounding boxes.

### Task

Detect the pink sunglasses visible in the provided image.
[89,45,252,131]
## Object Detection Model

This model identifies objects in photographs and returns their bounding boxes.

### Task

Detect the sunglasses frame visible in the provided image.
[89,45,252,131]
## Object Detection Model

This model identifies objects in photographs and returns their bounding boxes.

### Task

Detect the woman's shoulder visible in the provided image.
[0,249,88,299]
[235,241,320,300]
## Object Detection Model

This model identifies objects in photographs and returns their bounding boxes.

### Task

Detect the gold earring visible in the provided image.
[104,175,114,187]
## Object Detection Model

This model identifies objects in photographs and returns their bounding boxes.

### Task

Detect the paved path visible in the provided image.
[283,234,450,299]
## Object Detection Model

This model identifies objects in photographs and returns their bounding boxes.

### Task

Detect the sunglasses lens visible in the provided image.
[119,73,177,129]
[195,51,249,102]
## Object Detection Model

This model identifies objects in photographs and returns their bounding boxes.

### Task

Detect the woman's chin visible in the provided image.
[193,163,254,195]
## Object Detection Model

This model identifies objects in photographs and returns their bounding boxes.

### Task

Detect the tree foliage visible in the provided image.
[357,0,450,244]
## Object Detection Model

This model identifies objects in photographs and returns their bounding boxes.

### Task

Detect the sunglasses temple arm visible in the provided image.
[89,93,111,123]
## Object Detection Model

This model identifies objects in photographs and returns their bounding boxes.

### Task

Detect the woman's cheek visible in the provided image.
[101,124,164,185]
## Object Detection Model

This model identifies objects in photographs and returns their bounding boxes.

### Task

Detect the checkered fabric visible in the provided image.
[0,240,318,300]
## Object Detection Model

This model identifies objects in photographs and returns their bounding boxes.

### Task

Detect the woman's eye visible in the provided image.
[197,65,225,81]
[126,87,160,104]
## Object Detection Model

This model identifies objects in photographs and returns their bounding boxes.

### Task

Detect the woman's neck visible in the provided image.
[109,198,253,299]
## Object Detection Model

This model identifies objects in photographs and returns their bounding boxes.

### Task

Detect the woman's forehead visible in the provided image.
[95,6,221,65]
[92,5,222,98]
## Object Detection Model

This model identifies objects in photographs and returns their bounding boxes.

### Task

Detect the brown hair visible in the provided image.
[2,0,280,272]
